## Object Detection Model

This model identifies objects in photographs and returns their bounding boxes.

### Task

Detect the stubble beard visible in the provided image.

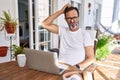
[69,22,79,30]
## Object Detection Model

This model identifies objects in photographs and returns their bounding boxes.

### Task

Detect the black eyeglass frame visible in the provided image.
[65,16,79,21]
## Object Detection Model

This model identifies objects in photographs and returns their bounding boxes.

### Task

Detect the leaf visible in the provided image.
[12,45,24,55]
[0,10,17,26]
[3,10,11,21]
[96,35,112,60]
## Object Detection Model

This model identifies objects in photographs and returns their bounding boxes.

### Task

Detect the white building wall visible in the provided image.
[81,0,103,29]
[0,0,19,63]
[101,0,114,26]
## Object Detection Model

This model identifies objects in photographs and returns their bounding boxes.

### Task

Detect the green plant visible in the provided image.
[96,34,113,60]
[0,10,17,27]
[0,10,18,33]
[12,45,24,56]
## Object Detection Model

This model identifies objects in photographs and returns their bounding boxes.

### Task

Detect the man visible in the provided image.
[41,3,94,70]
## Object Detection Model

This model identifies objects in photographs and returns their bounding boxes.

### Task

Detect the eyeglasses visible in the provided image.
[65,16,78,21]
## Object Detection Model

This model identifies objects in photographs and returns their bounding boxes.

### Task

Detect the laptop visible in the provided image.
[24,48,68,75]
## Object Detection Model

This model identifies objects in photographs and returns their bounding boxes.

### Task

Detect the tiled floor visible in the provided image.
[94,53,120,80]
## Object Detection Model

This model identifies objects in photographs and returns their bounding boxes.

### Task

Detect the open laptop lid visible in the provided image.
[24,48,66,75]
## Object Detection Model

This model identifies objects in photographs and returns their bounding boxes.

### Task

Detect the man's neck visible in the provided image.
[69,27,79,32]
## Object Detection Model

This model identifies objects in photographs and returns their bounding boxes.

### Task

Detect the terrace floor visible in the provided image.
[94,53,120,80]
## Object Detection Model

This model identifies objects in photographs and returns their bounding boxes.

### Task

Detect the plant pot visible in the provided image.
[0,46,8,57]
[17,54,26,67]
[5,23,16,34]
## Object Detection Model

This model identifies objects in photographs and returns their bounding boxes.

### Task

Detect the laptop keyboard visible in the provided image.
[59,68,64,72]
[58,64,68,69]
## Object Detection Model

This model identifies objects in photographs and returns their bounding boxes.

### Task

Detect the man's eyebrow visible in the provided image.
[66,16,78,19]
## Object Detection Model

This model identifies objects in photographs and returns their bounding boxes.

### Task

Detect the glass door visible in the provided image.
[28,0,51,50]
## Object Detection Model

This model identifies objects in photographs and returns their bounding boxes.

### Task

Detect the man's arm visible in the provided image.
[79,46,95,70]
[41,3,71,34]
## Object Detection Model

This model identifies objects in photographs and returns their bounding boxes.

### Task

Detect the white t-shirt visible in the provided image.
[58,26,93,65]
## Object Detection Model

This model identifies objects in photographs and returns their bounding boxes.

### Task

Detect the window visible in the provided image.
[38,0,51,50]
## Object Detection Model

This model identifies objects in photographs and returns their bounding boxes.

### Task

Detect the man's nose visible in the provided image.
[70,19,74,22]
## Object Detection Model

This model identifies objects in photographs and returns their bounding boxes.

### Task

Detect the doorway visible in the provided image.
[18,0,51,50]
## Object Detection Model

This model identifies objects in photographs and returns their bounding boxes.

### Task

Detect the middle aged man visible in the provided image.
[41,3,94,72]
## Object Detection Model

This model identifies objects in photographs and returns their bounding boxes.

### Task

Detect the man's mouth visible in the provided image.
[69,23,78,29]
[70,25,76,29]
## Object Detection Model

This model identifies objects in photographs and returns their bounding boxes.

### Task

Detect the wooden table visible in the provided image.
[0,61,62,80]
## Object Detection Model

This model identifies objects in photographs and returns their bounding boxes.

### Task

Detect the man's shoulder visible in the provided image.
[80,29,88,33]
[80,29,90,37]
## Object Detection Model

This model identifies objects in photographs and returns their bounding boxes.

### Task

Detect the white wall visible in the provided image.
[83,0,94,29]
[0,0,19,63]
[101,0,114,26]
[82,0,103,29]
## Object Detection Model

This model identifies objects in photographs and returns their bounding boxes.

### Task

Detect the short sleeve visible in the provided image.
[82,30,94,46]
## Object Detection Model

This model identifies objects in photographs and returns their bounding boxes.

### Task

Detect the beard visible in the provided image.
[69,22,79,30]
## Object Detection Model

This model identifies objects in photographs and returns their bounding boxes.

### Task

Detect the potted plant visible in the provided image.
[12,44,24,57]
[0,10,18,34]
[12,42,28,59]
[96,34,113,60]
[12,44,26,67]
[0,46,8,57]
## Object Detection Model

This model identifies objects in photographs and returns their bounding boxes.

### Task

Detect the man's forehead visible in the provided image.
[66,10,78,17]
